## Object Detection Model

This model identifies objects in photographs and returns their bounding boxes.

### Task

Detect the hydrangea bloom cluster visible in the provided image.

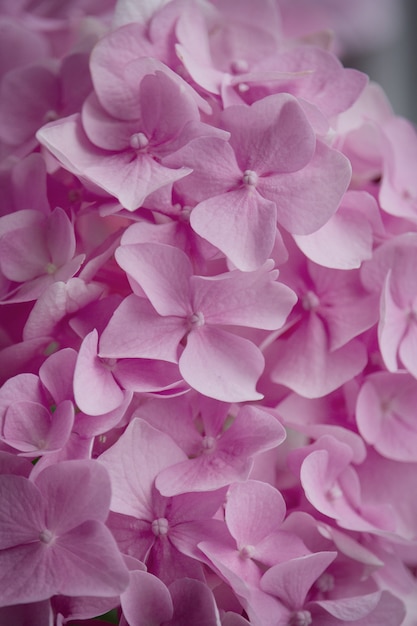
[1,0,416,624]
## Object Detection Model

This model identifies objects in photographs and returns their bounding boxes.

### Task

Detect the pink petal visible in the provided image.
[0,65,59,146]
[271,315,367,398]
[34,460,112,533]
[180,325,264,402]
[167,578,220,625]
[37,115,191,211]
[121,570,173,626]
[156,406,285,496]
[378,272,408,372]
[0,542,54,606]
[39,348,77,405]
[82,92,138,151]
[74,330,125,416]
[175,6,223,94]
[220,405,286,457]
[115,243,192,316]
[0,475,44,549]
[90,30,156,119]
[226,480,286,546]
[113,359,184,394]
[191,263,296,329]
[260,551,337,609]
[294,191,375,269]
[50,521,129,597]
[190,188,277,271]
[47,207,77,269]
[99,295,184,362]
[98,418,187,518]
[222,94,316,175]
[3,400,73,454]
[260,140,351,235]
[156,452,251,496]
[399,319,417,378]
[0,600,52,625]
[139,70,199,148]
[0,219,48,282]
[356,372,417,461]
[166,136,239,203]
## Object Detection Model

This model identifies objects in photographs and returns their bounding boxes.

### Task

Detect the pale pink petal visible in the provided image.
[34,460,112,533]
[99,295,184,362]
[191,263,296,329]
[0,220,48,282]
[155,452,250,496]
[139,70,199,148]
[3,400,73,454]
[98,418,187,518]
[39,348,77,405]
[113,359,184,394]
[222,94,316,175]
[294,191,376,269]
[312,590,387,623]
[260,551,337,609]
[226,480,286,546]
[378,272,408,372]
[271,315,367,398]
[260,141,351,235]
[175,6,223,94]
[316,590,405,626]
[121,570,173,626]
[221,405,287,457]
[50,520,129,597]
[74,330,125,416]
[190,189,277,271]
[0,475,44,549]
[124,57,211,116]
[37,115,191,211]
[398,320,417,378]
[47,207,76,269]
[89,28,156,117]
[0,542,54,607]
[82,92,138,151]
[23,279,104,341]
[356,372,417,461]
[167,136,239,203]
[167,578,220,625]
[180,326,264,402]
[155,405,285,495]
[115,243,192,316]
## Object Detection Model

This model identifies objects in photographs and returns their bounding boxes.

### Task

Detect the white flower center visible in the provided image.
[201,435,216,452]
[39,529,54,544]
[188,311,205,329]
[130,132,149,150]
[239,544,256,559]
[302,290,320,311]
[289,610,312,626]
[242,170,258,186]
[151,517,169,536]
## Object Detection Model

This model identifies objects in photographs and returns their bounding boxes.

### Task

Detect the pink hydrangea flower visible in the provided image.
[0,460,129,606]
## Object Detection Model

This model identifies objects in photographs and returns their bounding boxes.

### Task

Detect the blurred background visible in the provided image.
[349,0,417,125]
[278,0,417,124]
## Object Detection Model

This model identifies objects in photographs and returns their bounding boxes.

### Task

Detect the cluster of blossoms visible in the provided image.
[1,0,417,624]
